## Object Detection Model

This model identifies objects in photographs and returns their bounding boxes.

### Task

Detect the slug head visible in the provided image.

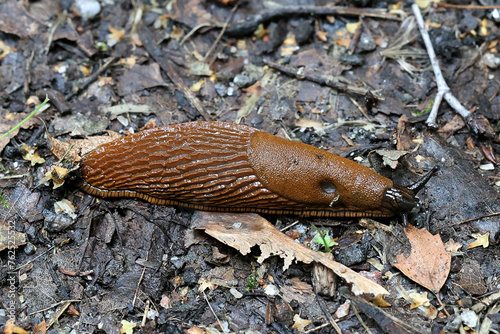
[381,166,439,226]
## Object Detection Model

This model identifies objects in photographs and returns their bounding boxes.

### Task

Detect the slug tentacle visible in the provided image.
[78,121,437,222]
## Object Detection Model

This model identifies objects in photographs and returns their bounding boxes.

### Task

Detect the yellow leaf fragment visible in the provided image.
[190,79,204,92]
[118,56,137,69]
[108,26,126,42]
[416,0,440,9]
[479,18,489,37]
[0,40,13,60]
[170,25,184,42]
[254,24,270,39]
[120,320,137,334]
[292,314,312,332]
[408,291,430,309]
[445,238,463,253]
[346,21,361,34]
[22,143,45,166]
[371,294,392,307]
[467,232,490,249]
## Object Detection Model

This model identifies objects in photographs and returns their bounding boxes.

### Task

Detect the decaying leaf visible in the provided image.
[467,232,490,249]
[54,199,77,219]
[49,130,121,161]
[393,225,451,293]
[373,149,408,169]
[39,166,69,189]
[188,61,213,76]
[193,212,389,296]
[197,266,235,293]
[295,118,325,132]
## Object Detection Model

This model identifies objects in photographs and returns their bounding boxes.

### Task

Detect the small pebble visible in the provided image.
[357,32,376,52]
[230,288,243,299]
[479,163,495,171]
[483,53,500,69]
[264,284,280,296]
[72,0,101,20]
[461,310,478,328]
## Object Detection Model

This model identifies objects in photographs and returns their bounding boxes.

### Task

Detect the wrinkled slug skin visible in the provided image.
[80,121,395,218]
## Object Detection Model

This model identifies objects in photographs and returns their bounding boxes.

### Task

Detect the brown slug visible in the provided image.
[78,121,438,224]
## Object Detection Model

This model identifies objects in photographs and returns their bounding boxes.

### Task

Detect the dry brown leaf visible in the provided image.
[290,277,313,293]
[396,115,415,151]
[437,114,465,135]
[186,327,205,334]
[393,225,451,293]
[49,130,121,161]
[33,321,48,334]
[198,266,235,293]
[194,212,389,296]
[335,300,351,318]
[295,118,325,132]
[242,81,263,97]
[3,321,29,334]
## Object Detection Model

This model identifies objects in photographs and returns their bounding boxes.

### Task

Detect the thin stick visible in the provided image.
[411,4,472,128]
[0,97,49,140]
[352,304,373,334]
[437,3,500,9]
[435,212,500,231]
[65,57,117,100]
[349,96,372,121]
[132,250,149,307]
[316,294,342,334]
[204,4,238,61]
[226,5,401,36]
[203,291,227,333]
[180,23,212,46]
[265,60,370,96]
[30,299,82,315]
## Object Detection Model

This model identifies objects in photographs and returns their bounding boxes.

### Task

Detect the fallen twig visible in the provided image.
[264,60,372,96]
[225,5,401,36]
[204,4,238,61]
[412,4,495,139]
[65,57,117,100]
[139,24,211,121]
[436,3,500,9]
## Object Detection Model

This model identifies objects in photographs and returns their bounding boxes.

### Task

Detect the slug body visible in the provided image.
[79,121,435,220]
